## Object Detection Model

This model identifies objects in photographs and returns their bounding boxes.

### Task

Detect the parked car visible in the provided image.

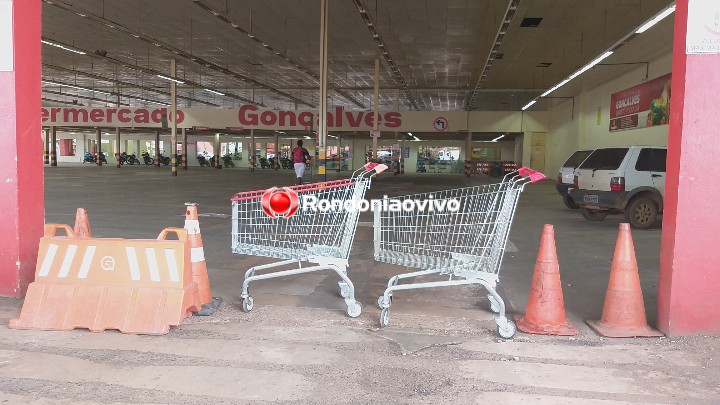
[569,146,666,229]
[556,149,594,209]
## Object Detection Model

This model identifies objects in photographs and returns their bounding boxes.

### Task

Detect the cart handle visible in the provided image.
[518,167,547,183]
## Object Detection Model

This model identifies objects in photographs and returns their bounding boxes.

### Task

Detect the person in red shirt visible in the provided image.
[291,140,311,185]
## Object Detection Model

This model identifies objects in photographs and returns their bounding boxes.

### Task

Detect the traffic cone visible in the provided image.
[184,203,213,305]
[73,208,92,237]
[586,223,663,337]
[515,224,578,336]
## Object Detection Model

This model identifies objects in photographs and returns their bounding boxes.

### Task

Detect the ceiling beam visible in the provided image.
[43,63,221,107]
[191,0,366,109]
[41,0,306,108]
[41,36,263,106]
[350,0,422,111]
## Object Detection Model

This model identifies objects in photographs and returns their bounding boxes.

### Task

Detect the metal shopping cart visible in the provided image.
[231,163,388,318]
[374,167,546,338]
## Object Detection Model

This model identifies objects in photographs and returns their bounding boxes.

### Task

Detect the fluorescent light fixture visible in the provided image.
[157,75,185,84]
[407,132,413,136]
[492,134,505,142]
[540,79,570,97]
[41,40,86,55]
[636,5,676,34]
[304,136,312,139]
[42,80,111,95]
[204,88,225,96]
[536,51,613,99]
[275,131,286,134]
[521,100,537,111]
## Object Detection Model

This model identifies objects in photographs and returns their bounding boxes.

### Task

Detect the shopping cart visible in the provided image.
[231,162,388,317]
[374,167,546,338]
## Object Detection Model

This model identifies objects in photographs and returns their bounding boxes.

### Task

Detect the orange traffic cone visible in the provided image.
[184,203,213,305]
[73,208,92,237]
[515,224,578,336]
[586,223,663,338]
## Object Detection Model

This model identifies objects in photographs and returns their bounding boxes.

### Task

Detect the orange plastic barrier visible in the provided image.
[184,204,212,305]
[9,225,200,335]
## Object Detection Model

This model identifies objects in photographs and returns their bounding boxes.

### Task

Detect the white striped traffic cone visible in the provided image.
[184,203,213,305]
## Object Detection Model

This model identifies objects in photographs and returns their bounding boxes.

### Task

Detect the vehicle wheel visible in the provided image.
[242,296,254,312]
[487,294,501,314]
[625,197,658,229]
[582,207,608,221]
[497,319,517,339]
[563,195,579,209]
[346,303,361,318]
[377,295,392,309]
[380,307,390,327]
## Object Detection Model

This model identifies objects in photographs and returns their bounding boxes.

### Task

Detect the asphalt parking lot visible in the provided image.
[0,165,716,404]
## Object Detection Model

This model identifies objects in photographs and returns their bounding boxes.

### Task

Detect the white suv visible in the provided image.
[569,146,666,229]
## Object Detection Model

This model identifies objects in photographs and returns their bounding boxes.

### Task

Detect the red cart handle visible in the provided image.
[518,167,547,183]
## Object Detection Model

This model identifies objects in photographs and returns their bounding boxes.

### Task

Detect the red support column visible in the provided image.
[0,0,43,296]
[658,0,720,335]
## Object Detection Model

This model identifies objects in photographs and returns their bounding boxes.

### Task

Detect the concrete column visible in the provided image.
[658,0,720,335]
[274,132,280,170]
[95,128,102,166]
[154,130,160,167]
[182,128,188,170]
[250,129,255,172]
[115,128,121,168]
[215,133,221,170]
[371,58,379,162]
[400,136,405,174]
[317,0,329,181]
[464,132,472,177]
[170,59,178,176]
[0,0,43,296]
[43,128,49,164]
[50,127,57,167]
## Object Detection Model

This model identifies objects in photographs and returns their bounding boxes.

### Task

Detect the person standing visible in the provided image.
[292,140,311,185]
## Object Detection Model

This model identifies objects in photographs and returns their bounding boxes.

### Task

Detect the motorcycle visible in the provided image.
[259,156,271,169]
[83,152,107,164]
[197,154,211,167]
[119,152,140,165]
[280,157,294,169]
[141,152,155,165]
[223,154,235,168]
[157,153,171,166]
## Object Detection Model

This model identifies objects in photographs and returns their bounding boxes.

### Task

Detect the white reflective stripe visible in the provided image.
[165,248,180,282]
[125,247,141,281]
[145,248,160,282]
[78,246,96,279]
[190,247,205,263]
[58,245,77,278]
[184,220,200,235]
[39,244,59,277]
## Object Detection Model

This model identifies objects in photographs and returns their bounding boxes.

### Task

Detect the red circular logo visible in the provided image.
[261,187,300,218]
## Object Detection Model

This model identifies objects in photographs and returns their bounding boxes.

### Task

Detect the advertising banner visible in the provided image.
[609,73,672,132]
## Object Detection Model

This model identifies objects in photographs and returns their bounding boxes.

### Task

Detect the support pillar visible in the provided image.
[274,132,280,170]
[0,0,43,295]
[336,137,341,172]
[250,129,255,172]
[215,133,221,170]
[371,57,380,162]
[115,128,121,168]
[43,128,49,164]
[95,128,102,166]
[317,0,329,181]
[182,128,188,170]
[50,127,57,167]
[465,131,472,177]
[154,130,160,167]
[657,0,720,335]
[400,135,405,174]
[170,59,178,176]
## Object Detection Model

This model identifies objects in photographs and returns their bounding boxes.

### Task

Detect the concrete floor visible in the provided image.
[0,165,717,403]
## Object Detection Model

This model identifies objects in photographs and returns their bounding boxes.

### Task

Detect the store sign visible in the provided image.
[0,1,13,72]
[370,130,380,138]
[686,0,720,54]
[609,73,672,132]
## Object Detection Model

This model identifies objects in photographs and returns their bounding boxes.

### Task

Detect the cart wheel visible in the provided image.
[497,319,517,339]
[339,283,350,298]
[380,307,390,327]
[377,295,392,309]
[346,303,362,318]
[487,294,501,314]
[242,296,254,312]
